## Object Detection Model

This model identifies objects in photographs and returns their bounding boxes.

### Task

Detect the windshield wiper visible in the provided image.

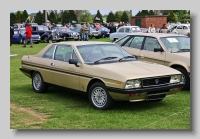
[94,57,118,64]
[119,56,135,61]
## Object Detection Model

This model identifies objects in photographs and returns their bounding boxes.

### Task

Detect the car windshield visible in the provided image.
[160,36,190,53]
[76,44,136,64]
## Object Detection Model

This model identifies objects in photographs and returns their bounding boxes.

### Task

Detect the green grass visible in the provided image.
[10,38,190,129]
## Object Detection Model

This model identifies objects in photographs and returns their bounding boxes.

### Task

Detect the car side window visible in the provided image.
[143,37,162,51]
[125,28,130,33]
[183,26,188,30]
[54,45,73,62]
[118,28,124,33]
[129,36,144,49]
[115,36,131,46]
[43,45,56,59]
[177,26,183,29]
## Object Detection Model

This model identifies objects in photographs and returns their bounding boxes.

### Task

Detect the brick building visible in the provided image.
[131,15,168,28]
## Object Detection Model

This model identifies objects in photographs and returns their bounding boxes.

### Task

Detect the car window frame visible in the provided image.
[142,36,162,52]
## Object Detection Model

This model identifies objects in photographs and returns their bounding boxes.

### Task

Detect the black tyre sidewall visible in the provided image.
[175,67,190,90]
[88,82,115,110]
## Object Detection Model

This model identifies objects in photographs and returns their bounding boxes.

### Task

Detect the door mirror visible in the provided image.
[154,48,164,52]
[69,59,79,67]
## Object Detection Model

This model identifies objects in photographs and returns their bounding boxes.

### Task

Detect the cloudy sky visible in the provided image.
[10,10,139,16]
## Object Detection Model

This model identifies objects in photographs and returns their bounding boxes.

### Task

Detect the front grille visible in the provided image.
[142,76,171,87]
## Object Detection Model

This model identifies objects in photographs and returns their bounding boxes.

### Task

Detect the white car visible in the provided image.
[172,24,190,36]
[109,26,141,42]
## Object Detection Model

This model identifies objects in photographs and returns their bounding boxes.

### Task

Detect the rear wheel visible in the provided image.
[88,82,115,110]
[32,71,48,93]
[175,67,190,90]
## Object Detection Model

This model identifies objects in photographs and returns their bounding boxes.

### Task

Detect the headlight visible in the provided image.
[38,36,40,39]
[125,79,141,89]
[170,75,182,83]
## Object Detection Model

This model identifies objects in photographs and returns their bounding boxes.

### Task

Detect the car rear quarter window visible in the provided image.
[125,28,130,33]
[43,45,56,59]
[118,28,124,32]
[115,36,131,46]
[128,36,144,49]
[143,37,161,51]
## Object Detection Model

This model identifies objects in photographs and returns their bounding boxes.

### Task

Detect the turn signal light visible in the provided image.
[129,94,136,97]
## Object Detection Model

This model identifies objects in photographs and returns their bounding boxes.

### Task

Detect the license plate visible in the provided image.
[146,93,166,101]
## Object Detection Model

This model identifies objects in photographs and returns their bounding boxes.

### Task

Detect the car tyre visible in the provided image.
[95,36,100,39]
[32,71,48,93]
[175,67,190,90]
[88,82,115,110]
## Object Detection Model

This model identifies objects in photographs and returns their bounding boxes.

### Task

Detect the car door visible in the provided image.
[139,37,165,65]
[12,30,20,43]
[121,36,145,59]
[116,27,125,39]
[49,44,80,90]
[176,25,183,35]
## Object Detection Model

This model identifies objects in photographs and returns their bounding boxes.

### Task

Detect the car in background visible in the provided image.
[20,41,184,110]
[115,33,190,90]
[109,26,141,42]
[98,27,110,38]
[12,27,41,44]
[172,24,190,36]
[52,27,80,41]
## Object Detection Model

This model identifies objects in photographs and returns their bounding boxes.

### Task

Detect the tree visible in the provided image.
[121,11,129,23]
[93,10,103,23]
[106,11,116,23]
[61,10,69,25]
[167,11,178,23]
[80,10,93,23]
[34,11,43,24]
[140,10,149,16]
[21,10,28,22]
[10,12,15,25]
[149,10,155,15]
[68,10,78,23]
[135,11,141,16]
[115,11,121,22]
[15,11,22,23]
[49,11,58,24]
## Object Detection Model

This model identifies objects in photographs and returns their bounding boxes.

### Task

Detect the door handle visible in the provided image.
[51,63,55,66]
[140,55,144,58]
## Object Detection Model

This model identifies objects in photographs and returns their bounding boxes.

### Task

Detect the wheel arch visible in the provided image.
[86,78,105,94]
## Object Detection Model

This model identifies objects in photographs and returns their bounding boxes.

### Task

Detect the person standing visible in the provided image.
[159,24,169,33]
[22,23,33,48]
[80,23,86,41]
[84,22,90,41]
[109,22,117,33]
[148,23,156,33]
[10,26,14,46]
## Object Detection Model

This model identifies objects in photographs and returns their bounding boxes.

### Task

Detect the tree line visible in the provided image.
[10,10,190,26]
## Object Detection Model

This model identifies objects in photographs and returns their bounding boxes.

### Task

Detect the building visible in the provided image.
[131,15,168,28]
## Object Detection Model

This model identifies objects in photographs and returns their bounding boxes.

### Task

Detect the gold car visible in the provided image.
[115,33,190,90]
[20,41,184,110]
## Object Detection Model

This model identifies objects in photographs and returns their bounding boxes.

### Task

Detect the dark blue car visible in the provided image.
[12,27,41,44]
[98,27,110,38]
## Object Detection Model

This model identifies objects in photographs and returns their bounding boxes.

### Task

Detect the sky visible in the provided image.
[10,10,139,16]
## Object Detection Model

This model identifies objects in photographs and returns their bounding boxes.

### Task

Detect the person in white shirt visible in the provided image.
[148,23,156,33]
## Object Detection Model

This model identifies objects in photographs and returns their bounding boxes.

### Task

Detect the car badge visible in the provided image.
[155,79,159,84]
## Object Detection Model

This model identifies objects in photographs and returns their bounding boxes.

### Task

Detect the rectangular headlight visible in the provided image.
[170,75,182,83]
[125,79,141,89]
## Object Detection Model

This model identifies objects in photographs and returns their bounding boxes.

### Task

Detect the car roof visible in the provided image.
[126,33,185,37]
[53,41,112,46]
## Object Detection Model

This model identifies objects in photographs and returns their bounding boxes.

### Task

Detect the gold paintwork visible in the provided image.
[20,41,183,102]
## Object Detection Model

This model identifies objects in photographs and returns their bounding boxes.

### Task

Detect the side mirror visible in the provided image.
[154,48,164,52]
[69,59,79,67]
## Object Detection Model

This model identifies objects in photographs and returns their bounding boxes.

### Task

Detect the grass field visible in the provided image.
[10,37,190,129]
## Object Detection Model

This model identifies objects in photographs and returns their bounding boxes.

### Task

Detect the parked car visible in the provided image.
[98,27,110,38]
[73,25,93,39]
[91,29,102,39]
[12,27,41,44]
[115,33,190,90]
[109,26,141,42]
[13,23,24,28]
[31,25,62,43]
[20,41,184,110]
[52,27,80,41]
[172,24,190,36]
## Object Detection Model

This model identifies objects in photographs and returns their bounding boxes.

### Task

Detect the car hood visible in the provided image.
[93,61,181,80]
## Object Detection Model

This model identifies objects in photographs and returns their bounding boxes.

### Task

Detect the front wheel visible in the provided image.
[32,71,48,93]
[175,67,190,90]
[88,82,115,110]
